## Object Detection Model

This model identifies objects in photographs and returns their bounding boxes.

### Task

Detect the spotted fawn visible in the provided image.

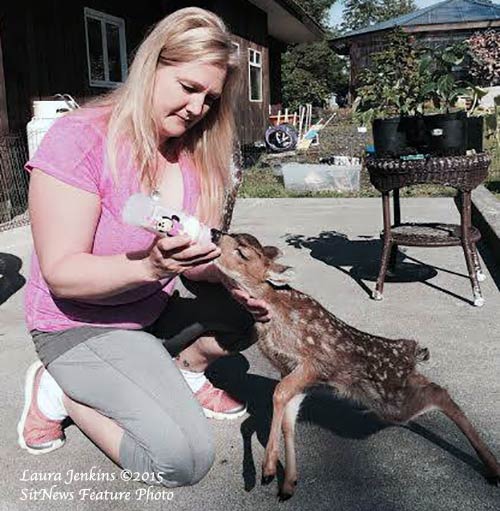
[212,231,499,501]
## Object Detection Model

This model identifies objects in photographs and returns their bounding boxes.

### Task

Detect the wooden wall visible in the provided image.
[0,0,161,132]
[1,0,276,143]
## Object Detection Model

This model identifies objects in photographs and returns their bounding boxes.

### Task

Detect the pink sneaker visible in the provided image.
[195,380,247,420]
[17,361,66,455]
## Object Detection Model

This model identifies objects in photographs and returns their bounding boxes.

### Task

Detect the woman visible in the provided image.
[17,7,269,487]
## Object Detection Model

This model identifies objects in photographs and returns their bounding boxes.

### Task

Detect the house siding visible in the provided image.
[0,0,293,143]
[0,0,161,132]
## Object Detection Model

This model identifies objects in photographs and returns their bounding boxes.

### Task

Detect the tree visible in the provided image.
[341,0,380,32]
[341,0,416,32]
[297,0,338,28]
[467,29,500,86]
[378,0,417,23]
[280,1,349,110]
[282,40,349,110]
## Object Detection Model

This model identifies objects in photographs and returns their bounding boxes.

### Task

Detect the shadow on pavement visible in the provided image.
[284,230,496,306]
[206,355,491,493]
[0,252,26,305]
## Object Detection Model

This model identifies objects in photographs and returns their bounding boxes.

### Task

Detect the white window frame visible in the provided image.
[84,7,127,88]
[232,41,240,57]
[248,48,263,103]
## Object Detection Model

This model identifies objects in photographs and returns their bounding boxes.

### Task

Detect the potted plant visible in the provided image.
[418,42,486,156]
[353,30,430,157]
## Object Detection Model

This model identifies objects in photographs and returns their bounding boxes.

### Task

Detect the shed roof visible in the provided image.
[336,0,500,39]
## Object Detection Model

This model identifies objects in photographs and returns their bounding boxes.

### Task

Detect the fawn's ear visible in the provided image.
[266,263,294,287]
[263,246,282,260]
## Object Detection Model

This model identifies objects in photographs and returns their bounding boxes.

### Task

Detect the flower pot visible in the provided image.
[402,115,429,153]
[373,116,428,157]
[466,116,483,153]
[372,117,409,157]
[424,111,467,156]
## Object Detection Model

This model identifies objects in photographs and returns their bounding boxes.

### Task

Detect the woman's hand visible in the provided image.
[142,235,222,281]
[230,288,271,323]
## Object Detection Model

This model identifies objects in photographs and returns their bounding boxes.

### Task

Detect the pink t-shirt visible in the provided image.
[24,107,200,332]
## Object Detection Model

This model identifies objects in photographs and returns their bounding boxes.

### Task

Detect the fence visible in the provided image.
[0,132,30,233]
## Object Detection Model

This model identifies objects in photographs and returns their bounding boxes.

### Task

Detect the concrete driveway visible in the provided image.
[1,198,499,511]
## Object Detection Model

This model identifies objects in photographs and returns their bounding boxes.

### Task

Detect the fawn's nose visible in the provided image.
[211,228,223,244]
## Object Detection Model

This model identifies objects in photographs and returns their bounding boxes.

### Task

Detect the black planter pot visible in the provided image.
[373,117,417,157]
[403,115,428,153]
[466,116,483,153]
[424,111,467,156]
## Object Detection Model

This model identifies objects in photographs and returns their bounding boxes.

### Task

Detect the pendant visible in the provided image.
[151,190,161,202]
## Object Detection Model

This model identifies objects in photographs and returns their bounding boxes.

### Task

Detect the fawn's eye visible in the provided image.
[235,248,249,260]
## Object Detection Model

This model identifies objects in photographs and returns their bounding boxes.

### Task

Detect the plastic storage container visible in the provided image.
[282,159,361,193]
[26,100,73,158]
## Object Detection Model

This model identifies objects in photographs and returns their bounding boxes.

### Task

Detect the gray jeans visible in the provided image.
[35,278,255,487]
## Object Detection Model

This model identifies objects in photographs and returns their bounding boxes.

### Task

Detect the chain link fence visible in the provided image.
[0,132,30,233]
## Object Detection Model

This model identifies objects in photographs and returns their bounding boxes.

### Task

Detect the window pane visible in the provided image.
[255,52,261,65]
[250,66,261,101]
[106,23,122,82]
[87,18,104,81]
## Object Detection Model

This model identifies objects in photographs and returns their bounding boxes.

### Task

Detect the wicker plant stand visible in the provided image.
[365,153,490,307]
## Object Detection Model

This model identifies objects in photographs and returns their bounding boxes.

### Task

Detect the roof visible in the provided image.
[334,0,500,39]
[248,0,324,43]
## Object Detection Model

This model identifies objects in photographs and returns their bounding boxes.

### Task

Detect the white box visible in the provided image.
[282,160,361,193]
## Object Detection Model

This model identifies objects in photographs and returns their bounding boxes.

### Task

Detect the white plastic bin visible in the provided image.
[282,158,361,193]
[26,100,73,158]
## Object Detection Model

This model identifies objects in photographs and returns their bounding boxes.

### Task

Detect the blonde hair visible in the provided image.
[88,7,241,227]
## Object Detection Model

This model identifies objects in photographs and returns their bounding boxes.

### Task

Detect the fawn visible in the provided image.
[211,231,499,501]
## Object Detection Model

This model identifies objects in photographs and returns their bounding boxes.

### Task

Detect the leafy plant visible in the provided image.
[354,33,487,124]
[353,29,429,123]
[419,43,484,113]
[467,30,500,87]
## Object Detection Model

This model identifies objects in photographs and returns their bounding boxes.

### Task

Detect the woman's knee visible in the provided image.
[122,426,215,487]
[151,433,215,487]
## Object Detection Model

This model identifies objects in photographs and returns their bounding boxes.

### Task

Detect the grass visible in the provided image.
[238,168,458,198]
[485,180,500,198]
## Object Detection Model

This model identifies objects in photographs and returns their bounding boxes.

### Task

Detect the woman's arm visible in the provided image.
[29,169,220,301]
[29,169,158,300]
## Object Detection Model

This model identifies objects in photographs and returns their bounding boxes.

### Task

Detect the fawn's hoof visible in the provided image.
[278,480,297,501]
[486,473,499,486]
[261,474,275,486]
[372,290,383,301]
[278,490,293,502]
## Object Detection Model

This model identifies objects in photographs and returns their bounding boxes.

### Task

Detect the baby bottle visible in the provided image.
[122,193,213,246]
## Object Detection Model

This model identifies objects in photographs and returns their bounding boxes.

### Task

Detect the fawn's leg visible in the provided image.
[280,393,306,500]
[262,364,314,485]
[390,376,499,482]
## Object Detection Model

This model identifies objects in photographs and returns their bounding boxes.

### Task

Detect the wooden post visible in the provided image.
[0,32,9,134]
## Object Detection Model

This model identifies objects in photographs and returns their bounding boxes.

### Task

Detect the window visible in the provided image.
[248,48,262,102]
[84,8,127,88]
